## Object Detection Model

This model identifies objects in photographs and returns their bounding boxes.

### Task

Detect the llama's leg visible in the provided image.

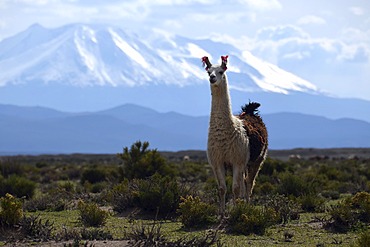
[246,149,267,202]
[212,163,227,217]
[232,164,245,202]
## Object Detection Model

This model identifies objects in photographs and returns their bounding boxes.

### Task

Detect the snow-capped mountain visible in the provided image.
[0,23,317,93]
[1,23,370,123]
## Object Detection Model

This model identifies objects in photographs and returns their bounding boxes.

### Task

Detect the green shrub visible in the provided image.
[19,215,54,241]
[277,173,312,197]
[90,182,108,193]
[24,194,53,212]
[264,194,300,224]
[0,175,36,199]
[77,200,109,227]
[135,173,185,216]
[177,195,217,229]
[58,181,76,193]
[299,194,325,213]
[257,181,276,196]
[228,200,279,235]
[321,190,340,200]
[110,179,135,213]
[328,191,370,231]
[0,159,23,177]
[117,141,174,179]
[0,193,23,227]
[350,192,370,223]
[330,203,355,232]
[81,168,106,184]
[25,182,76,212]
[24,193,67,212]
[177,161,208,183]
[259,158,288,176]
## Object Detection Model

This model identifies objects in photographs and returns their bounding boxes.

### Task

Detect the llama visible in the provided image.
[202,55,268,216]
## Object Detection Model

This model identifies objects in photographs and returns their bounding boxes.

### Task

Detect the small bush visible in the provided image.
[90,182,108,193]
[277,173,312,197]
[326,200,358,233]
[326,192,370,232]
[24,193,67,212]
[228,200,279,235]
[135,174,185,216]
[58,181,76,193]
[77,200,109,227]
[117,141,174,180]
[321,190,340,200]
[81,168,106,184]
[257,181,276,196]
[127,221,165,245]
[0,159,23,177]
[299,194,325,213]
[177,195,217,229]
[351,192,370,223]
[19,215,54,241]
[264,194,300,224]
[0,193,23,227]
[25,184,75,212]
[0,175,36,199]
[110,179,136,213]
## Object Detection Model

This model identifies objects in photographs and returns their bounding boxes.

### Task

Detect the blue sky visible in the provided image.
[1,0,369,101]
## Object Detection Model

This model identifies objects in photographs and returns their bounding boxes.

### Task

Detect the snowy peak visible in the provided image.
[241,51,318,94]
[0,23,319,94]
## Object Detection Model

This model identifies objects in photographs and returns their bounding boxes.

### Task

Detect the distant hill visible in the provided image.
[0,103,369,154]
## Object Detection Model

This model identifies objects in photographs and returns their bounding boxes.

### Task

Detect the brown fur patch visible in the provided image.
[238,114,268,162]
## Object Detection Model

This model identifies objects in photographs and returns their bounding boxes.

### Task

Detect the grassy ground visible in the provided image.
[1,148,369,246]
[3,210,355,247]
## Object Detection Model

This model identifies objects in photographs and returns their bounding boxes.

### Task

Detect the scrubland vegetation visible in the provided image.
[1,141,370,246]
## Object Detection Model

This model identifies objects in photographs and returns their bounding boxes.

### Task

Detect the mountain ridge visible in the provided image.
[0,103,369,154]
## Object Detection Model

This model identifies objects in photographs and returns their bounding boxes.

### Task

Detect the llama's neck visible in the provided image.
[210,76,233,123]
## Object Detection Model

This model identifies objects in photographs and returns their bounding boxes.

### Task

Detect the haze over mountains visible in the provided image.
[1,103,369,154]
[0,23,369,153]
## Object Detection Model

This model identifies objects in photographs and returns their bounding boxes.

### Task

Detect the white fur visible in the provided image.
[207,66,250,216]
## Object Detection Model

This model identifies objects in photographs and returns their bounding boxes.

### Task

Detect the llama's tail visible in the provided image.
[241,101,261,116]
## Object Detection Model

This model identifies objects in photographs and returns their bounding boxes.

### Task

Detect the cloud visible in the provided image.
[297,15,326,25]
[237,0,282,11]
[341,28,370,43]
[13,0,50,5]
[337,44,370,63]
[252,25,369,64]
[256,25,309,41]
[208,32,253,50]
[349,6,364,16]
[249,24,370,99]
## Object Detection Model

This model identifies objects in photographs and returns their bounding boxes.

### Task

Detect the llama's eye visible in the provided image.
[219,71,224,75]
[207,71,211,75]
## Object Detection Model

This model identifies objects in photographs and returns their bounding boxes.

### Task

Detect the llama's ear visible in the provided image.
[221,55,228,70]
[202,56,212,70]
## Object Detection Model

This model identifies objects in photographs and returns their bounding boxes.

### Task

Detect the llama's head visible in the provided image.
[202,55,228,86]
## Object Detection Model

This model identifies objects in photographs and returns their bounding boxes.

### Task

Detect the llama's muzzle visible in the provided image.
[209,75,217,84]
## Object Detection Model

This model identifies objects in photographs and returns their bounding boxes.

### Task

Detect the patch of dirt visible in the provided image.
[3,240,130,247]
